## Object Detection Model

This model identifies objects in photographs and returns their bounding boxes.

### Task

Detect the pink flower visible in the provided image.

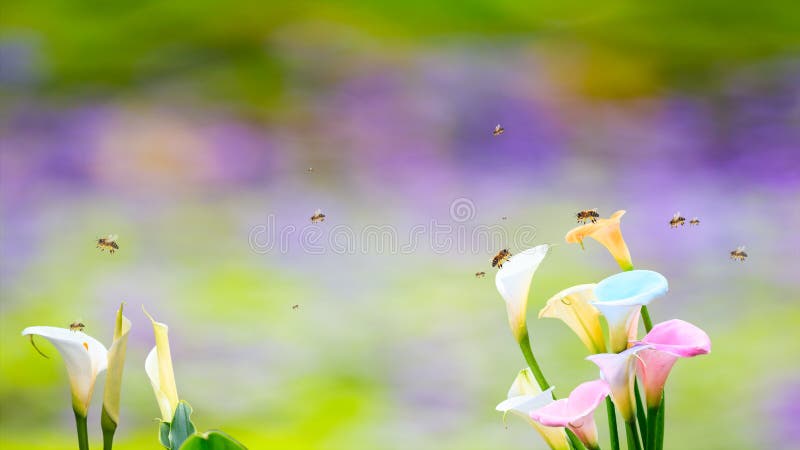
[530,380,610,450]
[634,319,711,408]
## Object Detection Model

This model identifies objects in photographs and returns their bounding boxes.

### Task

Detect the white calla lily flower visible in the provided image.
[496,368,569,450]
[21,326,108,417]
[495,245,550,343]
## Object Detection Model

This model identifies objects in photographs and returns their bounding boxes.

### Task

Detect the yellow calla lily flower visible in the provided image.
[101,303,131,435]
[539,284,606,354]
[565,210,633,271]
[102,303,132,433]
[143,308,180,422]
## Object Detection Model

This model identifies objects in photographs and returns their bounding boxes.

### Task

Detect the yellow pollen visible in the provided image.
[83,342,89,351]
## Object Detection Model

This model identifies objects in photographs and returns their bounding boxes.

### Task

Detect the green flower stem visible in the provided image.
[656,396,666,450]
[646,404,659,450]
[640,306,653,332]
[566,429,588,450]
[633,379,647,443]
[605,397,620,450]
[73,410,89,450]
[518,331,550,391]
[625,419,643,450]
[101,407,117,450]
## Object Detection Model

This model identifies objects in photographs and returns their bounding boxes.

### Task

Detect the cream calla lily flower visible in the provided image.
[565,210,633,271]
[144,309,180,422]
[586,345,652,422]
[21,326,108,417]
[496,368,569,450]
[495,245,550,343]
[102,303,132,431]
[592,270,668,352]
[539,284,606,354]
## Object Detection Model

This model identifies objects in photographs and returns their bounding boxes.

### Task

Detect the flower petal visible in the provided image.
[530,380,609,449]
[497,369,569,450]
[495,245,550,342]
[102,304,132,426]
[565,210,632,271]
[592,270,668,352]
[539,284,606,353]
[635,320,711,407]
[586,345,651,421]
[22,326,108,416]
[143,309,179,422]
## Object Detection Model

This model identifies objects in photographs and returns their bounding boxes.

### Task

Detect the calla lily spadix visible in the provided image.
[495,244,550,343]
[592,270,668,353]
[565,210,633,271]
[21,326,108,417]
[530,380,610,450]
[586,345,652,422]
[496,368,569,450]
[539,284,606,354]
[634,319,711,408]
[144,308,180,422]
[102,303,132,443]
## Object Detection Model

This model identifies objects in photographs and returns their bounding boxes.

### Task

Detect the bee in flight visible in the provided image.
[576,209,599,224]
[730,246,748,262]
[96,234,119,253]
[306,167,314,174]
[669,212,686,228]
[475,271,486,278]
[69,322,86,332]
[501,216,508,221]
[689,217,700,226]
[292,304,300,310]
[492,124,505,136]
[310,209,326,223]
[492,249,512,268]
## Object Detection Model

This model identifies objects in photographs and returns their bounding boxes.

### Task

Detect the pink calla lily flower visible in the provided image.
[634,319,711,408]
[530,380,610,450]
[586,345,651,422]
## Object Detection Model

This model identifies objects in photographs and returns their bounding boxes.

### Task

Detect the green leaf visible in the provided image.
[169,401,197,450]
[159,421,171,449]
[179,430,247,450]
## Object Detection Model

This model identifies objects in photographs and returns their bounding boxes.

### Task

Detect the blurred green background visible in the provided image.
[1,1,800,449]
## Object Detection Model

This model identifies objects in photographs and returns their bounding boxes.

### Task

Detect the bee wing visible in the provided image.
[107,234,119,242]
[314,209,322,215]
[738,245,746,251]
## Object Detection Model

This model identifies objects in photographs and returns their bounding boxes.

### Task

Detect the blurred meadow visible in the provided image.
[1,1,800,449]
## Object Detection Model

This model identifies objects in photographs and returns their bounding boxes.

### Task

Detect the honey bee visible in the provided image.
[292,304,300,310]
[492,249,512,268]
[492,124,505,136]
[669,212,686,228]
[96,235,119,253]
[310,209,326,223]
[306,167,314,174]
[501,216,508,220]
[69,322,86,332]
[576,209,599,224]
[730,246,748,262]
[475,271,486,278]
[689,217,700,226]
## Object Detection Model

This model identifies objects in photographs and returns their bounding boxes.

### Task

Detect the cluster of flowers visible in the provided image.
[22,306,245,450]
[494,210,711,450]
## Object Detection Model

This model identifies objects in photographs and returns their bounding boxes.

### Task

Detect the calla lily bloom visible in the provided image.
[586,345,651,422]
[565,210,633,271]
[495,244,550,343]
[530,380,610,450]
[102,303,132,437]
[144,309,180,422]
[592,270,668,352]
[21,326,108,417]
[539,284,606,354]
[496,368,569,450]
[634,319,711,408]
